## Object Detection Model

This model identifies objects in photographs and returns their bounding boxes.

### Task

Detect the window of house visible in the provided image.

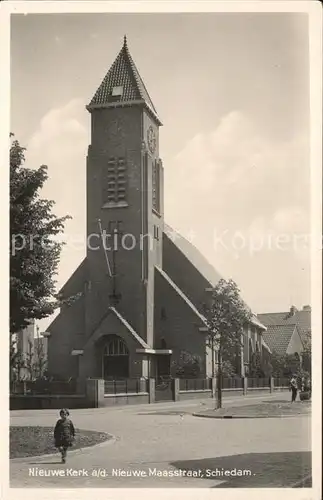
[102,157,127,206]
[152,160,161,213]
[154,225,159,241]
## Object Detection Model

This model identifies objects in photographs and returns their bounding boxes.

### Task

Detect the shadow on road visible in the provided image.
[27,461,62,465]
[171,451,312,488]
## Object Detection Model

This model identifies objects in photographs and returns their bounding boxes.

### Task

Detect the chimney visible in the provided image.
[289,305,297,316]
[302,305,311,311]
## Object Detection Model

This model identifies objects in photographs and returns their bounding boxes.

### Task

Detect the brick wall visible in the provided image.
[154,269,207,377]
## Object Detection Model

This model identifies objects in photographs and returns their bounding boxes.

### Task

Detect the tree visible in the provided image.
[33,327,48,379]
[302,330,311,374]
[10,336,25,384]
[270,351,301,378]
[204,279,253,409]
[221,359,236,377]
[10,135,72,333]
[249,351,266,377]
[173,350,202,378]
[25,338,35,381]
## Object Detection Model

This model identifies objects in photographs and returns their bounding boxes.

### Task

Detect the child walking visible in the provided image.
[290,375,298,403]
[54,408,75,463]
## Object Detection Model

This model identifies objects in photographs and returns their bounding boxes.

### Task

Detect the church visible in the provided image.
[47,37,268,384]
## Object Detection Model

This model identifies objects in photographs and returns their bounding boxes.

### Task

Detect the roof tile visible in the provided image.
[262,324,296,355]
[257,309,311,343]
[88,36,159,121]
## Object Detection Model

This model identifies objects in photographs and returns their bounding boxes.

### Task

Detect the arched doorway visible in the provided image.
[102,336,129,379]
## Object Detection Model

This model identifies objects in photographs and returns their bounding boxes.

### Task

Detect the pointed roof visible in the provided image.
[87,36,161,124]
[258,307,311,343]
[262,324,300,355]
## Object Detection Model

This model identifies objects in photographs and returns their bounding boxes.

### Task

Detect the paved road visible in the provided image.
[10,392,311,488]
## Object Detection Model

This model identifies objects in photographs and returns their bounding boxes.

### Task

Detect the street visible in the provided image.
[10,392,311,488]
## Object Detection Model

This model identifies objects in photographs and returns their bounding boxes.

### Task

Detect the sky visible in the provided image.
[10,12,311,332]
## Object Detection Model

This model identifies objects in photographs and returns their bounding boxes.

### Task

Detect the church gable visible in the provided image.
[59,257,88,298]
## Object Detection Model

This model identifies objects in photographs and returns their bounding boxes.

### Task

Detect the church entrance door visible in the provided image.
[155,354,173,402]
[156,354,171,379]
[102,336,129,379]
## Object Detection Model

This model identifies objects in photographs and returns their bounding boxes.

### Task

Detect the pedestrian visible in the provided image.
[290,374,298,403]
[54,408,75,463]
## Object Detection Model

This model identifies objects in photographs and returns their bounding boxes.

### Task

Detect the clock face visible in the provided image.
[147,126,156,154]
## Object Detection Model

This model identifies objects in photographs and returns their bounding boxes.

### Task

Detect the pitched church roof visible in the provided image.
[164,224,223,288]
[163,224,266,330]
[87,36,161,124]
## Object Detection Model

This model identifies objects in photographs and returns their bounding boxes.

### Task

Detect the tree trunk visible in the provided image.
[211,338,215,379]
[216,352,222,409]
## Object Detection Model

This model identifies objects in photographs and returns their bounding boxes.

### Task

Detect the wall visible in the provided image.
[102,394,149,406]
[10,395,89,410]
[47,259,87,379]
[178,390,212,401]
[86,106,146,341]
[286,329,304,356]
[47,287,86,379]
[154,269,207,376]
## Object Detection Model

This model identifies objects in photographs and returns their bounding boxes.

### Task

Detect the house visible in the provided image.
[11,321,48,380]
[13,320,35,380]
[46,36,267,384]
[257,305,311,360]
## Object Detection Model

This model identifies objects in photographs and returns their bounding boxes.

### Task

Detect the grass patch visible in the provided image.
[195,401,311,419]
[10,426,112,459]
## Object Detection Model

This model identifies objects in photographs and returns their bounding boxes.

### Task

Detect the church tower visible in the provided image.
[85,36,164,348]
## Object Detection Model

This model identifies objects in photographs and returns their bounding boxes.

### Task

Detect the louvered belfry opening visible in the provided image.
[102,157,127,205]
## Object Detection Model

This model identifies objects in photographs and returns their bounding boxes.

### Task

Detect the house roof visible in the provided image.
[87,36,161,123]
[262,324,297,355]
[257,309,311,343]
[261,336,272,354]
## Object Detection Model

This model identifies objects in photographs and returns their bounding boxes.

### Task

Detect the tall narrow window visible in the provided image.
[152,160,160,213]
[102,157,127,206]
[142,152,149,281]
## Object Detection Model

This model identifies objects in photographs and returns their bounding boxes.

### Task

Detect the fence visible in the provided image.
[274,377,290,388]
[222,377,244,389]
[247,377,270,388]
[11,378,77,395]
[179,378,212,391]
[104,378,147,395]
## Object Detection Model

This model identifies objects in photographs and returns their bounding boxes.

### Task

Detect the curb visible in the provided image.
[10,433,116,464]
[290,474,312,488]
[192,412,309,419]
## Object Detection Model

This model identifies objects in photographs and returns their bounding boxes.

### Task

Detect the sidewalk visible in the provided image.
[10,389,311,488]
[10,390,290,421]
